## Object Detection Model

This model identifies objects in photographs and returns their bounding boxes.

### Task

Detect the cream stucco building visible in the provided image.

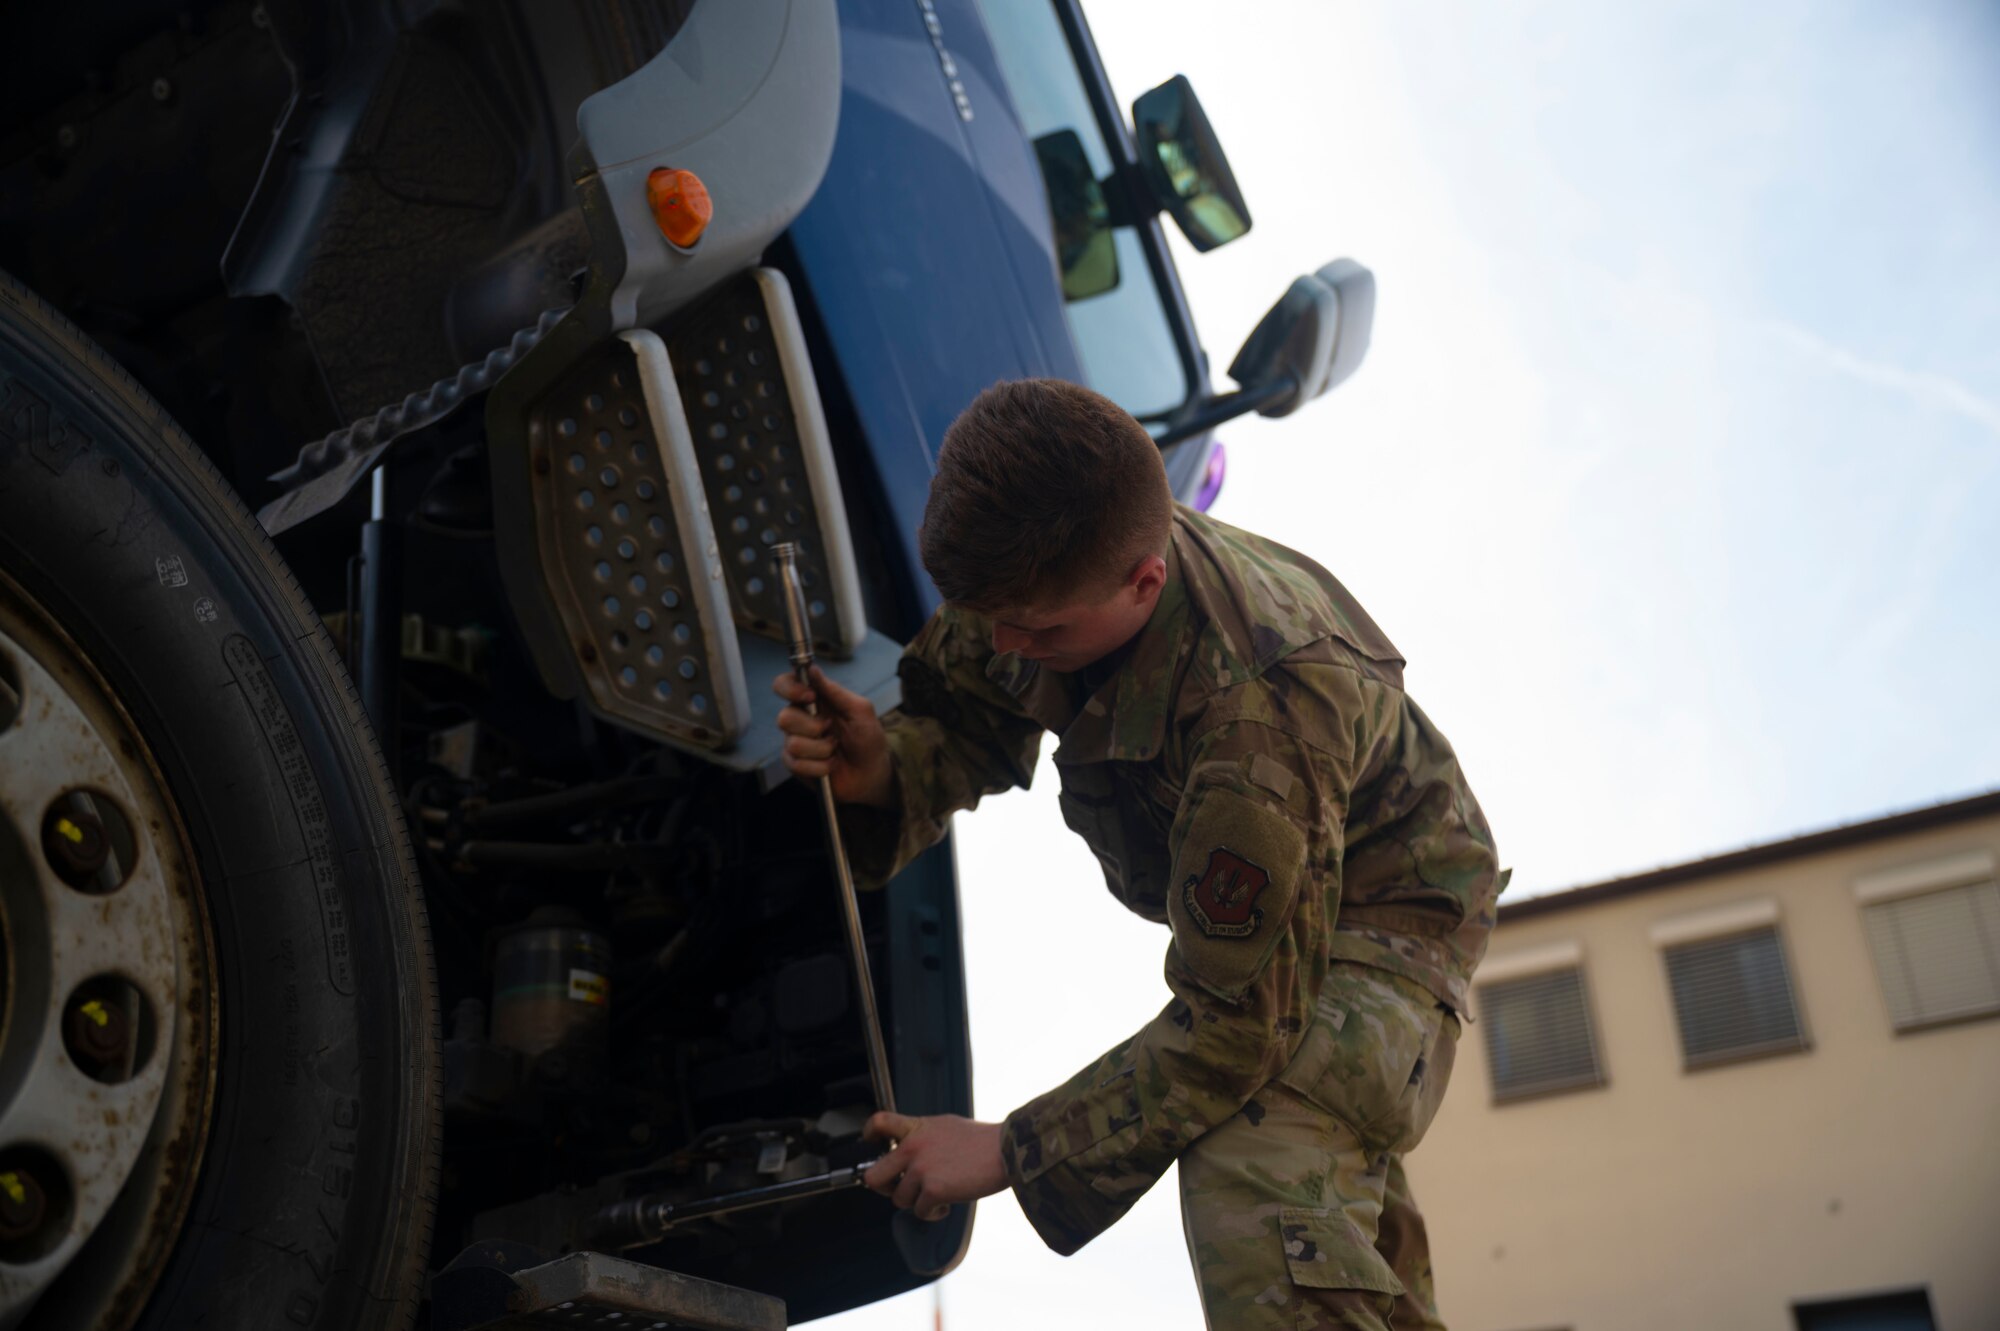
[1410,791,2000,1331]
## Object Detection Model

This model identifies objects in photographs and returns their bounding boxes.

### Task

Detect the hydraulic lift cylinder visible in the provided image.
[358,466,401,773]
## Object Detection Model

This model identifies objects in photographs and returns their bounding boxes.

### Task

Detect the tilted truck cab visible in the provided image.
[0,1,1370,1326]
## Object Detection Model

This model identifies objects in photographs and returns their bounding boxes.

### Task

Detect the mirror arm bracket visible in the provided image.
[1154,376,1298,449]
[1102,162,1156,231]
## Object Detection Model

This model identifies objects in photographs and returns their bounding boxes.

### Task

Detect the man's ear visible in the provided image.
[1127,553,1167,602]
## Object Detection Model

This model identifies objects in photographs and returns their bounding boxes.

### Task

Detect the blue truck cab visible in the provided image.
[795,0,1221,601]
[0,2,1369,1326]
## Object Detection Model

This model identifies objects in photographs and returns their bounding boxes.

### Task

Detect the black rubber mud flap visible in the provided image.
[0,270,439,1328]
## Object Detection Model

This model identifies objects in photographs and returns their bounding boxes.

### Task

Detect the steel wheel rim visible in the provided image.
[0,567,216,1329]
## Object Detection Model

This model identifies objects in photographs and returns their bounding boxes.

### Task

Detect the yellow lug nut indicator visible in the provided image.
[79,999,110,1027]
[647,167,712,250]
[41,798,117,891]
[0,1174,24,1206]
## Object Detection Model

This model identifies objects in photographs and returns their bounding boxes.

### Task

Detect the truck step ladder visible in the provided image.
[513,267,899,779]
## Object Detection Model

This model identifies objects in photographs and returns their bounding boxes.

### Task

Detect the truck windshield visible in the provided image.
[975,0,1190,420]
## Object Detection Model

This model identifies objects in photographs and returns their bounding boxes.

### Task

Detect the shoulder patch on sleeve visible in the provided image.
[1167,787,1307,1001]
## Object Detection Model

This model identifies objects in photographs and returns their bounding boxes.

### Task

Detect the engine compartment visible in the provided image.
[322,411,971,1313]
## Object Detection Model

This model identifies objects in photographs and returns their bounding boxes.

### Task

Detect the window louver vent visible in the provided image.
[1478,967,1603,1101]
[1662,926,1806,1067]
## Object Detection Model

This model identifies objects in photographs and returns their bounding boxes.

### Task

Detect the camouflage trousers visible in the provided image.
[1179,965,1460,1330]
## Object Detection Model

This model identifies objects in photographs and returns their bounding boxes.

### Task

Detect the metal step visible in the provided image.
[432,1246,785,1331]
[523,327,752,751]
[512,267,898,772]
[663,268,864,661]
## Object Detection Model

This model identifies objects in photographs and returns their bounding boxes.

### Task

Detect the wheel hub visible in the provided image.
[0,571,215,1329]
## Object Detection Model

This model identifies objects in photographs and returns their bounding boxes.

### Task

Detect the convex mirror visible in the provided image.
[1032,129,1119,301]
[1131,74,1251,252]
[1154,259,1374,447]
[1227,259,1375,417]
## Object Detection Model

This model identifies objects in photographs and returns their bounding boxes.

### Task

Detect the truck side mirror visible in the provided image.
[1154,259,1375,447]
[1130,75,1251,252]
[1031,129,1120,301]
[1227,259,1375,417]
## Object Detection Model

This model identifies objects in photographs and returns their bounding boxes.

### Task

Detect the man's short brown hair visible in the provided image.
[920,379,1172,612]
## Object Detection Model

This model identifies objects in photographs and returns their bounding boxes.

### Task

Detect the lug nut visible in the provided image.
[0,1170,47,1243]
[42,806,108,886]
[66,997,131,1072]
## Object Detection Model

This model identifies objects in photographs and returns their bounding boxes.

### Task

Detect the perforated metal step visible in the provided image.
[513,267,894,768]
[524,330,749,750]
[665,268,864,659]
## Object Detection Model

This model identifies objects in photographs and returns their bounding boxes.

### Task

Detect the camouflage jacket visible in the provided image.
[842,505,1500,1255]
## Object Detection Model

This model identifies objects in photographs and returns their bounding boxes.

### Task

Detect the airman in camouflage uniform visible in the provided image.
[837,503,1501,1330]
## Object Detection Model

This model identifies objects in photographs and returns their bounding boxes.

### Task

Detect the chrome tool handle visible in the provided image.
[775,543,897,1117]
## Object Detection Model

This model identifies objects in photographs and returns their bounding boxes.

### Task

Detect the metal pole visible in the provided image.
[774,543,896,1116]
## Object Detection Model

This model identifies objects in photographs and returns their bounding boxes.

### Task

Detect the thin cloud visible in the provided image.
[1761,319,2000,439]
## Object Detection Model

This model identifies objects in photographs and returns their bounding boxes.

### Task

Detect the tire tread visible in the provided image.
[0,272,441,1329]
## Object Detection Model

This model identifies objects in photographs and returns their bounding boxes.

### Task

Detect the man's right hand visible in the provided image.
[773,666,896,810]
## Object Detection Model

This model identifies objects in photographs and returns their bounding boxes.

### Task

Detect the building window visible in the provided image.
[1478,963,1604,1102]
[1854,850,2000,1032]
[1661,925,1807,1068]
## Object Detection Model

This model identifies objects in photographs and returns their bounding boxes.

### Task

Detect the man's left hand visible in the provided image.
[862,1112,1008,1222]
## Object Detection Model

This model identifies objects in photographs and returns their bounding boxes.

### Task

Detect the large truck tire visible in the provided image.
[0,270,438,1329]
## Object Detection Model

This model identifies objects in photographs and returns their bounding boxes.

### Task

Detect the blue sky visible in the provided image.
[821,3,1999,1326]
[1151,0,2000,896]
[1371,0,2000,888]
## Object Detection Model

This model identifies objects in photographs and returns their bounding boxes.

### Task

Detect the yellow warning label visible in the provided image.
[568,969,609,1006]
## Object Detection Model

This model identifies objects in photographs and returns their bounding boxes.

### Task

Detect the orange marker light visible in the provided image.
[647,167,712,249]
